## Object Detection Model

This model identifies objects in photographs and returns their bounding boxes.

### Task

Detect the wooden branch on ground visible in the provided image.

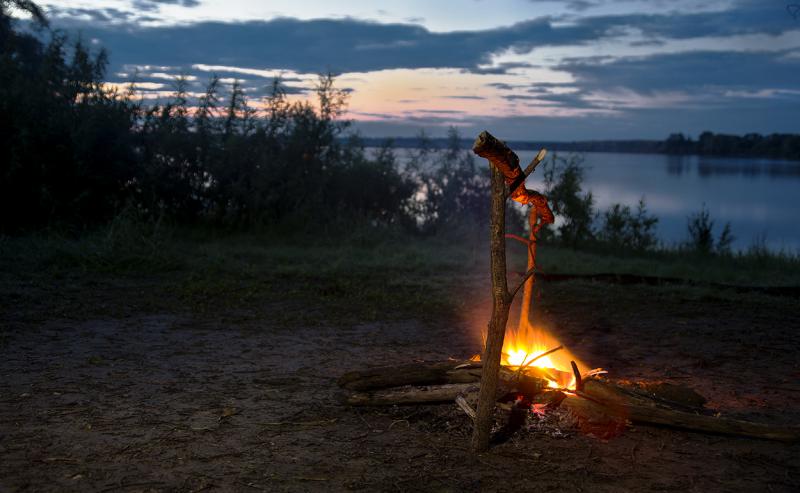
[337,360,480,391]
[577,379,800,442]
[455,395,477,421]
[338,360,551,394]
[339,363,800,442]
[346,384,479,406]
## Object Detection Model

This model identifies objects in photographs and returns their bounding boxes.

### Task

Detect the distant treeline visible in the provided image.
[360,132,800,161]
[0,1,495,234]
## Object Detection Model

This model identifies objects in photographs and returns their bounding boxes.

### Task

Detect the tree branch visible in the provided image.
[508,148,547,195]
[507,264,536,303]
[504,233,531,246]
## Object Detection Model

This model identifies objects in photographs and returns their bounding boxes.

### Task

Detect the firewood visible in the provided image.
[560,394,627,439]
[338,361,550,394]
[337,360,480,391]
[345,384,479,406]
[579,379,800,442]
[455,395,477,421]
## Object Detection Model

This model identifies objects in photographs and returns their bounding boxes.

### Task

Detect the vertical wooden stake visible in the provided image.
[471,164,510,453]
[470,130,554,453]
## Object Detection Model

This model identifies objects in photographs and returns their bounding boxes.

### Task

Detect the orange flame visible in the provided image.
[500,321,587,390]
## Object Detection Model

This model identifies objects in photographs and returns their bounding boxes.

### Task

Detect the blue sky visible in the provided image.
[27,0,800,139]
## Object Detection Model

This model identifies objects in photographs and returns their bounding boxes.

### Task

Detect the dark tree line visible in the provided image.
[0,2,495,235]
[664,132,800,160]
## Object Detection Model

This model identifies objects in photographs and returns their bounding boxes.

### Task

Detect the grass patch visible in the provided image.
[1,224,798,327]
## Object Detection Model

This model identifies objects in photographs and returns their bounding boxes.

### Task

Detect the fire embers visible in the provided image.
[490,390,575,444]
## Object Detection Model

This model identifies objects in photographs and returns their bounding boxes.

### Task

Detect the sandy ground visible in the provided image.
[1,276,799,492]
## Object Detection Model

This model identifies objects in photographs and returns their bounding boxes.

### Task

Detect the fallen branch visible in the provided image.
[346,384,479,406]
[338,360,479,391]
[455,395,477,421]
[339,360,550,394]
[578,379,800,442]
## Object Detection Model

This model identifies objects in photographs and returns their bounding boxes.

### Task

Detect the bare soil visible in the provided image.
[1,274,799,492]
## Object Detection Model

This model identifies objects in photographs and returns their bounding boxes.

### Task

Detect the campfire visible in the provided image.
[498,323,588,391]
[338,131,800,448]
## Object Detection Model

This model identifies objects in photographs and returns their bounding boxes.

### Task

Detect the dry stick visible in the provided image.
[508,266,536,302]
[508,148,548,196]
[570,361,583,391]
[347,384,478,406]
[516,345,564,375]
[504,233,531,246]
[455,395,477,421]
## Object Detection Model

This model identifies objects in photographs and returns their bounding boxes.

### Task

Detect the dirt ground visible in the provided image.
[1,274,799,492]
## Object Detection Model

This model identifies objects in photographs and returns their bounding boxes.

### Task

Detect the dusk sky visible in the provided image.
[31,0,800,139]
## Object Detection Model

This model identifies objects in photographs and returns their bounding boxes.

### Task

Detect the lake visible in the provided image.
[387,148,800,252]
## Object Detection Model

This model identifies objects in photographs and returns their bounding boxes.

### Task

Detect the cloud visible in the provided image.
[52,2,798,77]
[559,50,800,93]
[443,95,485,100]
[45,1,800,138]
[132,0,201,12]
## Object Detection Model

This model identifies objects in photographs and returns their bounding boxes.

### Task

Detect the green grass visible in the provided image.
[0,225,478,325]
[1,222,798,327]
[530,245,800,287]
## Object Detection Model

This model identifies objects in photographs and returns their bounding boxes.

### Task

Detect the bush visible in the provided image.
[0,1,418,233]
[685,203,734,255]
[541,153,595,246]
[598,198,659,251]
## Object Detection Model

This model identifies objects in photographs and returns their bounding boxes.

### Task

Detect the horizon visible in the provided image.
[15,0,800,140]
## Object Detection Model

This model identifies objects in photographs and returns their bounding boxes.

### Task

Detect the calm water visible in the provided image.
[517,151,800,252]
[386,148,800,251]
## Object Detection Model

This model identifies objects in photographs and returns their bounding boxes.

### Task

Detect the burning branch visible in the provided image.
[516,345,564,375]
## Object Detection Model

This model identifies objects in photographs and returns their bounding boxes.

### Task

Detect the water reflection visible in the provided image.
[378,147,800,251]
[665,155,800,178]
[519,151,800,251]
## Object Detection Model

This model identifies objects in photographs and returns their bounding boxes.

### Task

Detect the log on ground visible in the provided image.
[345,384,479,406]
[579,379,800,442]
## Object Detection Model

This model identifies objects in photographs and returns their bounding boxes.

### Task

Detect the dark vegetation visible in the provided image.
[1,1,798,281]
[362,131,800,161]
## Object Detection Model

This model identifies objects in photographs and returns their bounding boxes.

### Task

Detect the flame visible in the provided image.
[500,321,587,390]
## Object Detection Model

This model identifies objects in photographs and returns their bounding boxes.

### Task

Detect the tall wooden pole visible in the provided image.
[471,163,510,453]
[470,131,554,453]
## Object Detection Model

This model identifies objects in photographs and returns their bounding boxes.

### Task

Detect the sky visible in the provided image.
[24,0,800,139]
